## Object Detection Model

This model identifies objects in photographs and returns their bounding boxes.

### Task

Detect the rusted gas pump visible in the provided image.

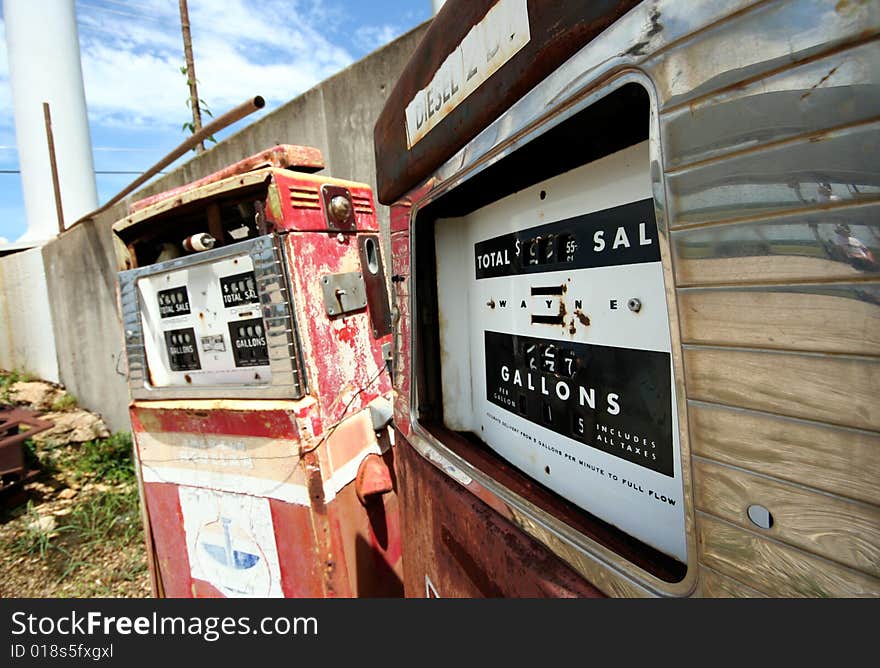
[113,146,402,597]
[375,0,880,597]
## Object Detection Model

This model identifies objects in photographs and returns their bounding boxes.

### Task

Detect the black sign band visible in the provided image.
[484,330,674,476]
[474,198,659,279]
[163,328,201,371]
[228,318,269,367]
[157,286,191,318]
[220,271,260,308]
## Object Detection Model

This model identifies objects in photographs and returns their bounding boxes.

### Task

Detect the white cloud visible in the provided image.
[354,24,401,52]
[75,0,358,130]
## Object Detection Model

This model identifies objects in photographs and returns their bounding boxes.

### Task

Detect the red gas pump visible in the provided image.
[114,146,402,597]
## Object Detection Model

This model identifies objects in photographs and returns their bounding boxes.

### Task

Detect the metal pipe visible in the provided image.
[73,95,266,225]
[42,102,64,234]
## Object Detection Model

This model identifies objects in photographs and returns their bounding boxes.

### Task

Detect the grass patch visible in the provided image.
[74,432,135,484]
[4,501,56,559]
[50,393,77,412]
[65,487,142,546]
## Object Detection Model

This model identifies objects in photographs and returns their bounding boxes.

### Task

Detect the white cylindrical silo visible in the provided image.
[4,0,98,241]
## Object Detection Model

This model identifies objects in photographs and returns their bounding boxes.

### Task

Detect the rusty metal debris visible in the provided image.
[0,406,53,497]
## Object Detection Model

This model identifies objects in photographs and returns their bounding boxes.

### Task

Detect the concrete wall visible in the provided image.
[0,23,428,431]
[0,245,60,383]
[42,205,131,429]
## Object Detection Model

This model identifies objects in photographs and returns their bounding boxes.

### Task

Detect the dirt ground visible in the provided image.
[0,473,151,598]
[1,374,151,598]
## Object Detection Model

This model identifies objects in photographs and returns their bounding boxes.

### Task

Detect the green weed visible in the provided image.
[50,393,77,412]
[74,432,135,484]
[63,487,141,546]
[4,501,57,559]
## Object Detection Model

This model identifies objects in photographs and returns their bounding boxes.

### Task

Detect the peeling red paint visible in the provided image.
[126,156,399,599]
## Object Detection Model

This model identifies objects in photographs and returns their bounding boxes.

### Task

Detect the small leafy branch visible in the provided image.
[180,65,217,148]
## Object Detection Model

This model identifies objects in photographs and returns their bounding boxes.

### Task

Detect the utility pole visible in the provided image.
[179,0,204,153]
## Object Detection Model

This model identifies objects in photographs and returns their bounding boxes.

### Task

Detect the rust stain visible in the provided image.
[800,66,839,100]
[625,4,663,56]
[440,526,505,598]
[575,310,591,326]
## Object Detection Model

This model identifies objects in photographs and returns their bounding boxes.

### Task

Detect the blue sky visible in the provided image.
[0,0,430,243]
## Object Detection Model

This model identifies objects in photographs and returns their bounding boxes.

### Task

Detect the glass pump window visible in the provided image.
[415,83,688,578]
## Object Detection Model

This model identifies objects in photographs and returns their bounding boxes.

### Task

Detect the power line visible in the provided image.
[77,2,165,23]
[0,170,167,175]
[0,146,162,152]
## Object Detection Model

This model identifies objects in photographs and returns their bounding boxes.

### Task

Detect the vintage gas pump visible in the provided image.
[375,0,880,597]
[113,145,402,597]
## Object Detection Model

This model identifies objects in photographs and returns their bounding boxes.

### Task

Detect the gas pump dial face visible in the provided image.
[434,142,687,563]
[138,254,273,388]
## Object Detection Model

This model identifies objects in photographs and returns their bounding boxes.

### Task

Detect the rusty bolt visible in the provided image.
[628,298,642,313]
[329,195,352,223]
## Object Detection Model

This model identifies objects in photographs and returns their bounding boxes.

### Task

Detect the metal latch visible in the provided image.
[321,271,367,316]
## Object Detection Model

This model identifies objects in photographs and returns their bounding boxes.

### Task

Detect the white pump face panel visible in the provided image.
[434,142,687,562]
[119,236,305,400]
[138,254,272,388]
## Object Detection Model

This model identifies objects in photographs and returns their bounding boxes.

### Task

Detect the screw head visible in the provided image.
[627,298,642,313]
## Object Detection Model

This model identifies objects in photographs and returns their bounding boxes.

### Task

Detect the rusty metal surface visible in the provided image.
[0,406,52,480]
[132,402,401,597]
[82,96,266,223]
[121,156,400,598]
[129,145,326,214]
[396,436,605,598]
[321,185,357,232]
[373,0,641,205]
[283,232,392,428]
[272,171,379,233]
[358,234,393,338]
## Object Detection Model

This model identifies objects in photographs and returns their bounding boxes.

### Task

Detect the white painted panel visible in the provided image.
[179,486,283,598]
[434,142,687,562]
[0,246,60,382]
[138,254,272,387]
[405,0,530,147]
